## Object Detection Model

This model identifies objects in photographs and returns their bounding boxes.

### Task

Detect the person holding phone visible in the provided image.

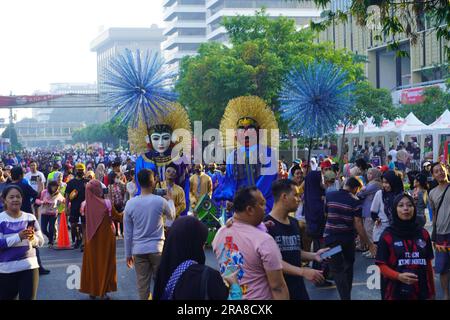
[375,193,435,300]
[0,185,44,300]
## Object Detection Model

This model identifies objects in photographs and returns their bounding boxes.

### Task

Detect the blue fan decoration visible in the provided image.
[103,48,178,128]
[279,60,355,138]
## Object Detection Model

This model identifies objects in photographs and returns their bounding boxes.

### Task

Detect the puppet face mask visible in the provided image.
[150,132,171,154]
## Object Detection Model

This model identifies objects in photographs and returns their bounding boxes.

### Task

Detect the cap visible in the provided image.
[75,163,86,170]
[423,161,431,167]
[5,165,13,170]
[324,170,336,181]
[320,159,333,169]
[380,165,389,173]
[86,171,95,179]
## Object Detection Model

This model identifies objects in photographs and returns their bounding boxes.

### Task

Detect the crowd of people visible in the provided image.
[0,144,449,301]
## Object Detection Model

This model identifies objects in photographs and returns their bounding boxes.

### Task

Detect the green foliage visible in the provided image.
[1,124,22,151]
[398,86,450,124]
[303,0,450,60]
[176,10,365,132]
[72,118,128,147]
[348,81,399,126]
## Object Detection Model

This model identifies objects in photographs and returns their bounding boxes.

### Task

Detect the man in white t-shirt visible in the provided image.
[24,160,46,193]
[388,146,397,164]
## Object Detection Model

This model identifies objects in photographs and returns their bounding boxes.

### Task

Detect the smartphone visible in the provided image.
[27,220,35,230]
[320,245,342,260]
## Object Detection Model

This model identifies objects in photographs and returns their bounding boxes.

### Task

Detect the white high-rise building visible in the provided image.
[162,0,207,70]
[90,26,165,96]
[206,0,322,44]
[162,0,322,70]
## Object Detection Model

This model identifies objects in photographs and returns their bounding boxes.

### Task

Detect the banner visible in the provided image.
[400,85,439,105]
[0,95,62,106]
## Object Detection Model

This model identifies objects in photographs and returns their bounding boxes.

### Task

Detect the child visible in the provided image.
[387,155,395,171]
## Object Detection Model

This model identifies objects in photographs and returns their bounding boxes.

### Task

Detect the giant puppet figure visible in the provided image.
[103,49,191,213]
[129,105,191,211]
[213,96,279,213]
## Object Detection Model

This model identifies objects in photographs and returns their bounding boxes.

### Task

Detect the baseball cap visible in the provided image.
[320,159,333,169]
[75,163,86,170]
[380,165,389,173]
[423,161,431,167]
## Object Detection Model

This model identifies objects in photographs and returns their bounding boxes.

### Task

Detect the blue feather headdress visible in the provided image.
[103,49,178,129]
[279,60,355,138]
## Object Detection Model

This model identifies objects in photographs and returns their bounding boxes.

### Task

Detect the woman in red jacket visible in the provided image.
[375,193,435,300]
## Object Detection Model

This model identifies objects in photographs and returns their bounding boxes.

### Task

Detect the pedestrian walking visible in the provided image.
[0,185,44,300]
[80,179,123,300]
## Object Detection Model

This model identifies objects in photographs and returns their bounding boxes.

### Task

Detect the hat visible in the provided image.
[75,163,86,170]
[380,165,389,173]
[324,170,336,181]
[320,159,333,169]
[423,161,431,167]
[5,165,13,170]
[86,171,95,179]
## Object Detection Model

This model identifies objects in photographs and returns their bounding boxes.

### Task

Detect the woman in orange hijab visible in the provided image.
[80,179,123,299]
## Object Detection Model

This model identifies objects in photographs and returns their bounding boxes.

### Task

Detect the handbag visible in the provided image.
[162,260,197,300]
[431,184,450,242]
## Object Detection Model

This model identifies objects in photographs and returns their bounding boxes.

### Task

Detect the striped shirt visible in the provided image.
[324,190,362,245]
[0,211,44,274]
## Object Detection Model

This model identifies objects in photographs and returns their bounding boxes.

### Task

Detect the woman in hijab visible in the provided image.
[95,163,106,185]
[357,168,383,256]
[153,216,235,300]
[370,170,404,254]
[79,179,123,300]
[375,193,435,300]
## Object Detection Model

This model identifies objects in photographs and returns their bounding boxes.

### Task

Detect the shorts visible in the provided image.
[434,234,450,274]
[69,212,86,224]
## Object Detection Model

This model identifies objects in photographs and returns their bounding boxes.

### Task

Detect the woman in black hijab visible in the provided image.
[153,216,230,300]
[375,193,435,300]
[381,170,404,222]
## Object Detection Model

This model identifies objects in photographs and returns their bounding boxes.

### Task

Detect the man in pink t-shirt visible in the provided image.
[212,186,289,300]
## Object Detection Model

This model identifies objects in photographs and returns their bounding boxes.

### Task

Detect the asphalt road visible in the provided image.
[36,238,445,300]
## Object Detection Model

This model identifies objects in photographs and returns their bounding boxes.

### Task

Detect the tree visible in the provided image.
[176,10,365,131]
[1,124,22,151]
[71,119,128,147]
[398,86,450,124]
[298,0,449,59]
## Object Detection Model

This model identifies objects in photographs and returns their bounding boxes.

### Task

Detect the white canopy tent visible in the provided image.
[336,113,432,161]
[427,109,450,161]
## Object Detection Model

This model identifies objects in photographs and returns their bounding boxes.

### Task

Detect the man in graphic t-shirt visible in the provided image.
[213,186,289,300]
[265,179,329,300]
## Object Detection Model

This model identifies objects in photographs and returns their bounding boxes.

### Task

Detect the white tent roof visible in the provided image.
[336,117,400,136]
[430,109,450,129]
[396,112,429,135]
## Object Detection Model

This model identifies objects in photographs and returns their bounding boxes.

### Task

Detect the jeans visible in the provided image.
[0,269,39,300]
[41,215,57,245]
[327,240,356,300]
[134,253,162,300]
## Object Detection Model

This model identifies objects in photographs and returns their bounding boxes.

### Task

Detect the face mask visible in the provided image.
[76,171,84,178]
